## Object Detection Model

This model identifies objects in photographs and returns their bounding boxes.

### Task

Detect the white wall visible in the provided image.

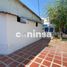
[0,13,8,54]
[0,13,42,55]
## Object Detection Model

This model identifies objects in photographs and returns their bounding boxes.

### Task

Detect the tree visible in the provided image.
[48,0,67,38]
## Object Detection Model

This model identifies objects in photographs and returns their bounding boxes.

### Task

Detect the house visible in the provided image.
[0,0,43,55]
[42,18,55,39]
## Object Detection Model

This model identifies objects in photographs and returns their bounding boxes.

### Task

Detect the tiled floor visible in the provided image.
[27,39,67,67]
[0,38,67,67]
[0,38,50,67]
[27,47,67,67]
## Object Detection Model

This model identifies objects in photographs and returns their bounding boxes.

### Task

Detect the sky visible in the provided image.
[20,0,55,18]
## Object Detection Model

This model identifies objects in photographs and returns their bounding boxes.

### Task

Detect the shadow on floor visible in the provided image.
[0,38,51,67]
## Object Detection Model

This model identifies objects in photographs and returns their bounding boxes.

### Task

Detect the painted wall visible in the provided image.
[0,13,8,54]
[0,0,40,22]
[0,13,42,55]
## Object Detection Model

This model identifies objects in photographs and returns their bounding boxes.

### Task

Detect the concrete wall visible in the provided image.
[0,13,8,54]
[0,0,40,22]
[0,13,42,55]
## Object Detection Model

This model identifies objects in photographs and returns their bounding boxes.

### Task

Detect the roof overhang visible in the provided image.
[0,11,42,24]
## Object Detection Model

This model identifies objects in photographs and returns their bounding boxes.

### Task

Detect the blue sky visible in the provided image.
[20,0,55,18]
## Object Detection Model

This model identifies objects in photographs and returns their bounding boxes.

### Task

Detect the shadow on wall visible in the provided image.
[0,38,51,66]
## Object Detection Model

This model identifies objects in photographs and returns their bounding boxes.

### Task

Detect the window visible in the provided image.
[17,16,20,22]
[20,18,26,24]
[45,27,48,32]
[49,28,53,32]
[17,16,26,24]
[36,22,38,27]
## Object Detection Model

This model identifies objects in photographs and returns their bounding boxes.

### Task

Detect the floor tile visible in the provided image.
[52,63,61,67]
[28,56,34,60]
[34,58,42,63]
[38,54,45,59]
[63,57,67,62]
[30,62,39,67]
[45,56,53,61]
[42,60,51,67]
[63,61,67,66]
[17,53,24,56]
[10,55,20,60]
[0,63,6,67]
[47,54,54,58]
[3,58,14,64]
[17,57,25,62]
[18,64,24,67]
[22,59,31,65]
[53,59,61,65]
[55,56,61,61]
[9,61,19,67]
[40,52,47,56]
[55,53,61,56]
[0,57,8,61]
[63,54,67,58]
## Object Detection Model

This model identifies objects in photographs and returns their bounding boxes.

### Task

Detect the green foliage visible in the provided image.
[48,0,67,33]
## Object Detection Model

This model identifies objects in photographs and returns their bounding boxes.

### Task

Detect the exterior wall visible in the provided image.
[0,0,40,22]
[0,13,42,55]
[0,13,8,54]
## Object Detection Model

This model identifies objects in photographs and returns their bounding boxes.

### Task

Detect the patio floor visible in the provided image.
[0,38,67,67]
